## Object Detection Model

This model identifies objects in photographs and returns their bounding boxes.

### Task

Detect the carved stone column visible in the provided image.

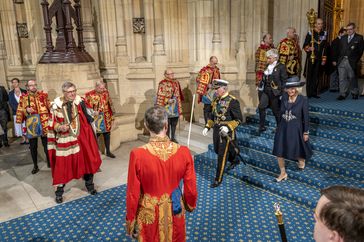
[153,0,165,56]
[0,19,7,87]
[0,1,22,67]
[152,0,167,88]
[81,0,99,63]
[212,0,222,55]
[115,0,127,57]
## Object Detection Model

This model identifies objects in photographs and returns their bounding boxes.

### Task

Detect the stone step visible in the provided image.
[232,133,364,181]
[245,115,364,146]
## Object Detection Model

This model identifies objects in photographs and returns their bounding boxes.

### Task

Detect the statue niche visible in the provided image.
[39,0,94,63]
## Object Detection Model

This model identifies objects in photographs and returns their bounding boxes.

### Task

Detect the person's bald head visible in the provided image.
[209,56,218,67]
[164,69,174,80]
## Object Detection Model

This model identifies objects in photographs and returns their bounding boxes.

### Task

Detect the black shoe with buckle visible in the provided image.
[352,94,359,100]
[31,167,39,174]
[258,127,267,133]
[89,189,97,195]
[337,95,346,100]
[210,181,221,188]
[106,152,116,158]
[55,196,63,204]
[227,161,240,171]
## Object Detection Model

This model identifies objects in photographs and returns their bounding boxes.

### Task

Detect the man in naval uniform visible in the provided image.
[202,79,243,188]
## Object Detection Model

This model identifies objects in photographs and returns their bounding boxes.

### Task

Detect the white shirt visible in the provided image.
[264,61,277,75]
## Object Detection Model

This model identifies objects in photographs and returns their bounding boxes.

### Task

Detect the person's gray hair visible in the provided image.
[62,81,76,92]
[266,49,279,59]
[95,79,105,87]
[286,27,296,34]
[144,106,168,134]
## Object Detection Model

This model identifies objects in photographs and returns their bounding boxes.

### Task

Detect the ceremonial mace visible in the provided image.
[274,202,288,242]
[306,8,317,64]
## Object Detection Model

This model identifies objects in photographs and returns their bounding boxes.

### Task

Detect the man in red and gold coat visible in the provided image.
[196,56,221,123]
[156,69,184,143]
[278,27,301,77]
[85,79,116,158]
[48,82,101,204]
[255,33,274,86]
[16,79,50,174]
[126,106,197,241]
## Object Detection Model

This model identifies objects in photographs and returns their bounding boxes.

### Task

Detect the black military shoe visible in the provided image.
[259,127,267,133]
[89,189,97,195]
[210,181,221,188]
[227,161,240,171]
[336,95,346,100]
[31,167,40,174]
[55,196,63,204]
[106,152,116,158]
[4,141,9,147]
[352,94,359,100]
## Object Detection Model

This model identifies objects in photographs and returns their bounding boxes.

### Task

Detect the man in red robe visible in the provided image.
[85,79,116,158]
[126,106,197,241]
[48,81,102,203]
[156,69,184,143]
[196,56,221,123]
[16,79,50,174]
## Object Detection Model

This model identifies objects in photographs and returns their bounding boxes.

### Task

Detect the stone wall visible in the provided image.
[2,0,364,145]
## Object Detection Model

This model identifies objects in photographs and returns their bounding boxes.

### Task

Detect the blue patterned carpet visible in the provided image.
[1,91,362,241]
[0,160,315,242]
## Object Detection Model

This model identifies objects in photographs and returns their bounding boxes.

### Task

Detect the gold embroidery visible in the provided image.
[137,193,173,242]
[144,136,179,161]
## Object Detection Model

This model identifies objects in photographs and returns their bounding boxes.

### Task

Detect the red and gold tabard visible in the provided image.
[85,89,114,132]
[278,38,301,76]
[196,64,221,103]
[126,136,198,242]
[255,43,274,85]
[16,91,50,135]
[156,78,184,116]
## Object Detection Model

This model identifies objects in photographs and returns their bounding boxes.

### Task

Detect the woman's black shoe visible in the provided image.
[31,167,40,174]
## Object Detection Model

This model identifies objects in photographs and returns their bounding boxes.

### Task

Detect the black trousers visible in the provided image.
[55,174,95,197]
[203,104,212,124]
[97,132,111,153]
[167,117,178,141]
[258,89,281,128]
[212,125,239,183]
[29,136,49,167]
[305,60,321,97]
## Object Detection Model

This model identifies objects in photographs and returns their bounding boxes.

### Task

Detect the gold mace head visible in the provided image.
[306,8,317,28]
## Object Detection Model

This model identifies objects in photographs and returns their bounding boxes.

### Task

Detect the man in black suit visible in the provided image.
[0,85,10,147]
[334,22,364,100]
[258,49,288,132]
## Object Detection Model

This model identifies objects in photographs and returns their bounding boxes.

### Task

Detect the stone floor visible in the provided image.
[0,122,208,223]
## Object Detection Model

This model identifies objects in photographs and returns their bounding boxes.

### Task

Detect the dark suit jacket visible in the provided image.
[263,63,288,96]
[334,33,364,71]
[9,88,27,114]
[0,86,10,121]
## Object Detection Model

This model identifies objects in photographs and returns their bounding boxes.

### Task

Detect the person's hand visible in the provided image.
[202,128,209,136]
[332,61,337,66]
[26,107,34,113]
[308,46,314,52]
[168,99,175,104]
[303,134,309,142]
[220,126,229,134]
[321,60,326,66]
[208,83,212,89]
[94,111,100,116]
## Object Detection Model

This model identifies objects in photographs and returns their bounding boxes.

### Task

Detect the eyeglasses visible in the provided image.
[65,89,77,94]
[166,73,174,75]
[346,28,354,30]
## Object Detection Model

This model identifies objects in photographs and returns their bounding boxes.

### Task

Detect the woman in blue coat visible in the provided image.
[273,76,313,182]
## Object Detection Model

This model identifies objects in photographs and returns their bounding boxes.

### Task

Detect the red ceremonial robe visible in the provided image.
[126,136,198,242]
[48,95,102,185]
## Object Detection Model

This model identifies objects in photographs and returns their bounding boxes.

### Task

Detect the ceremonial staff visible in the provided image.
[306,8,317,64]
[274,202,288,242]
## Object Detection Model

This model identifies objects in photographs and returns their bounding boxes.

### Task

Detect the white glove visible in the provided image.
[220,126,229,134]
[202,128,209,136]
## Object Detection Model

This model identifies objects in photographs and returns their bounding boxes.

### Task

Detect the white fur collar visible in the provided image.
[52,95,82,109]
